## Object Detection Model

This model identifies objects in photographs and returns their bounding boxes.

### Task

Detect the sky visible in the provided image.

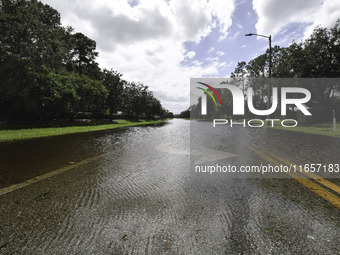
[40,0,340,114]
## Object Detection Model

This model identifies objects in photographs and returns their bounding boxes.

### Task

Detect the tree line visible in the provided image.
[0,0,173,123]
[185,21,340,120]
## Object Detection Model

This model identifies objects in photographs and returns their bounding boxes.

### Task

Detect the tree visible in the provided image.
[145,96,162,119]
[0,0,71,69]
[102,69,125,115]
[71,32,101,79]
[177,108,190,118]
[230,61,247,93]
[0,57,79,120]
[122,82,165,119]
[74,75,108,114]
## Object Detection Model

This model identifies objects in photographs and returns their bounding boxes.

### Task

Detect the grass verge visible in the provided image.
[0,119,169,142]
[230,119,340,138]
[270,121,340,138]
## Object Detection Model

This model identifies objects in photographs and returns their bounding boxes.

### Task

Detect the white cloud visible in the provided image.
[227,30,240,41]
[236,23,243,29]
[210,0,236,40]
[40,0,236,113]
[206,56,219,62]
[228,61,235,67]
[216,51,225,56]
[168,0,212,42]
[208,47,215,53]
[186,51,196,59]
[253,0,340,39]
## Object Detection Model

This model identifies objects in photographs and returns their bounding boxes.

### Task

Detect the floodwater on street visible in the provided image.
[0,119,339,254]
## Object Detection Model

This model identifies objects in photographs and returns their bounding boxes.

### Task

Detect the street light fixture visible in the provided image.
[245,33,271,78]
[245,33,272,123]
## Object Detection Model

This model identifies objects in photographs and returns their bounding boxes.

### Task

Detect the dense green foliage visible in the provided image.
[176,109,190,119]
[0,0,172,122]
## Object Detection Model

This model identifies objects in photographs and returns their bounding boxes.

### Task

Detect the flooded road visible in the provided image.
[0,119,339,254]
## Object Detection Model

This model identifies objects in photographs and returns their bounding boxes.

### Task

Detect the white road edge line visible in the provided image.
[0,151,113,197]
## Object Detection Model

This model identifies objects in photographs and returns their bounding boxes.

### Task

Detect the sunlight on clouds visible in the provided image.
[253,0,340,39]
[210,0,235,40]
[186,51,196,59]
[169,0,212,42]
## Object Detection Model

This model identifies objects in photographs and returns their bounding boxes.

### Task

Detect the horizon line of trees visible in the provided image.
[184,21,340,120]
[0,0,173,123]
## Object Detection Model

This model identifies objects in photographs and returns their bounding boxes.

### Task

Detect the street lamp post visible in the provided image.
[245,33,272,123]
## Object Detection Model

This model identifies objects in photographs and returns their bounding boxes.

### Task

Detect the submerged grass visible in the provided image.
[225,119,340,138]
[250,120,340,138]
[271,121,340,138]
[0,119,169,142]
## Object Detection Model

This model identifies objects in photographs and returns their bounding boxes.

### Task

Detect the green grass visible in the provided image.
[0,119,169,142]
[270,121,340,138]
[231,119,340,138]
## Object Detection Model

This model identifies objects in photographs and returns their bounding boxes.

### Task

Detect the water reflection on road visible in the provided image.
[0,119,339,254]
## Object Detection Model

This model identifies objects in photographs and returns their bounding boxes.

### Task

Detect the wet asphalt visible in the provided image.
[0,119,339,254]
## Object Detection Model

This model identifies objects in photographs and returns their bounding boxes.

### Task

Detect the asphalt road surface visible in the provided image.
[0,119,339,254]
